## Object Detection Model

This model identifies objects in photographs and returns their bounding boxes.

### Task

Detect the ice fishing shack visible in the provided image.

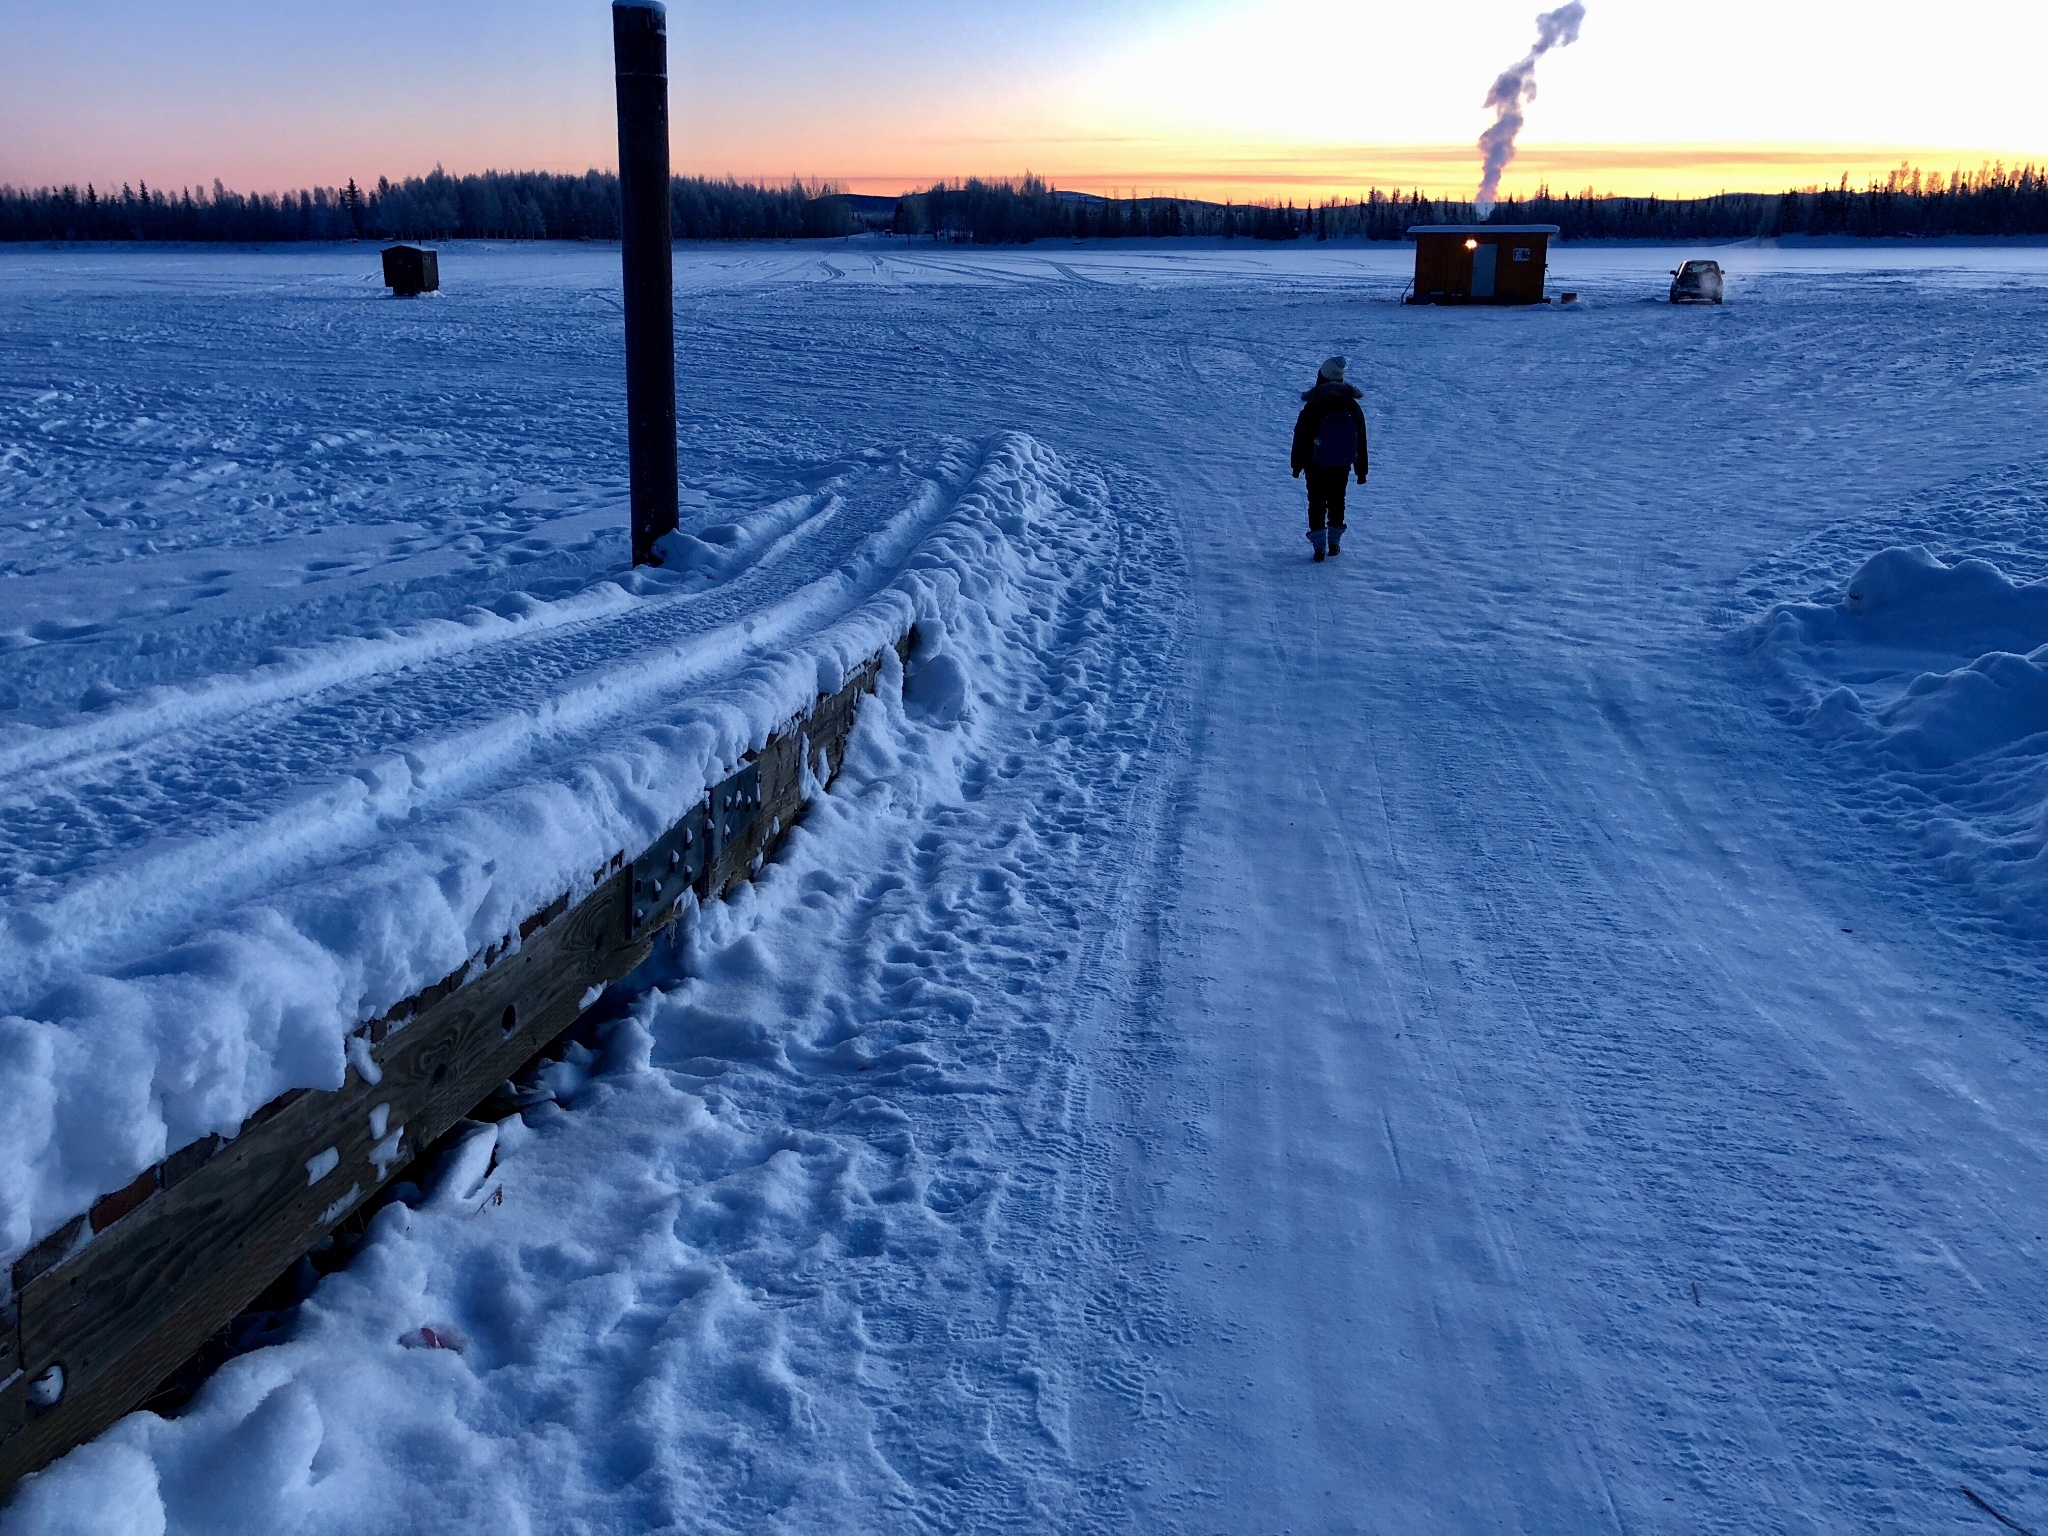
[381,244,440,297]
[1406,225,1558,305]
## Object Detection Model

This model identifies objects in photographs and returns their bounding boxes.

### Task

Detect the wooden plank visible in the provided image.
[704,760,763,899]
[0,631,907,1496]
[1,867,646,1492]
[0,1372,23,1453]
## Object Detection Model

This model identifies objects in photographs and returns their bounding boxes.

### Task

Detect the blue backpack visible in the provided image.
[1312,408,1357,468]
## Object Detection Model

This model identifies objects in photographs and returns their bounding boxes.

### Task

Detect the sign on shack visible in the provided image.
[1407,225,1558,306]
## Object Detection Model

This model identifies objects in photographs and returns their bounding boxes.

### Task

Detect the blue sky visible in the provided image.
[3,1,2045,200]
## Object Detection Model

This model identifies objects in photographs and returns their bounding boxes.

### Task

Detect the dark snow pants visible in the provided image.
[1305,467,1350,532]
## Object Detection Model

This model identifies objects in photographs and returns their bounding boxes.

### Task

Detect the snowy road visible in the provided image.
[8,242,2048,1533]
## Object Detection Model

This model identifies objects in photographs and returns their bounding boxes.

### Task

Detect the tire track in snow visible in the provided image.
[0,461,867,796]
[957,266,2048,1528]
[0,442,998,1006]
[1382,646,2048,1530]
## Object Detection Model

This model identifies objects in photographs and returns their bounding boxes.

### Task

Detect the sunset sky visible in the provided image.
[2,0,2044,203]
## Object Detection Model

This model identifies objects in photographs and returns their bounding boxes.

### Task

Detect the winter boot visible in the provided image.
[1328,521,1345,557]
[1308,527,1328,562]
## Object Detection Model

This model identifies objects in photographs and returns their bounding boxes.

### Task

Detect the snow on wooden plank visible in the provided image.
[0,632,907,1496]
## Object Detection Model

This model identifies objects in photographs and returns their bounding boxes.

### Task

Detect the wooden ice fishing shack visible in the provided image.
[1406,225,1558,306]
[381,245,439,297]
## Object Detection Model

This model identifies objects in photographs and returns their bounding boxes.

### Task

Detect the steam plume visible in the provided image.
[1475,2,1586,217]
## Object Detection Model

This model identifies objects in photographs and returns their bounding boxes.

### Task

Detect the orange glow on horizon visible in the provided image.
[8,0,2047,214]
[684,143,2047,208]
[16,140,2033,212]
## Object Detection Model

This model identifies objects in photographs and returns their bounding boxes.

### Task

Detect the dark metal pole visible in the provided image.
[613,0,677,566]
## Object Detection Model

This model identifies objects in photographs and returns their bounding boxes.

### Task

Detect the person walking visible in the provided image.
[1290,356,1368,562]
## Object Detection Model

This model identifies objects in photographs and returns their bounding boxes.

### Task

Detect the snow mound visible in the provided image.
[0,1440,164,1536]
[1852,649,2048,770]
[1836,544,2048,648]
[1749,544,2048,928]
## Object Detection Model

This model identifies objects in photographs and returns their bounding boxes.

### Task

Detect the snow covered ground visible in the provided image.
[6,238,2048,1533]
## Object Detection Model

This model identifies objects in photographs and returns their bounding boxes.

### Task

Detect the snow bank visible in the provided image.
[0,433,1078,1273]
[1,414,1160,1535]
[1795,544,2048,655]
[1749,544,2048,928]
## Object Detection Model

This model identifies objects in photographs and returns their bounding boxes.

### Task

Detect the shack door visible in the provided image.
[1471,243,1497,299]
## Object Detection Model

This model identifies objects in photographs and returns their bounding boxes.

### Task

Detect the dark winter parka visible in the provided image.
[1290,381,1369,480]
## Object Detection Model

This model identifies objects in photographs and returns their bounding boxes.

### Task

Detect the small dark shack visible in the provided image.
[1406,225,1557,306]
[381,245,440,298]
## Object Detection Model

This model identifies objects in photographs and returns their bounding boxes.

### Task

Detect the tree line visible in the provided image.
[0,169,856,243]
[4,163,2044,245]
[1481,164,2048,241]
[909,165,2048,243]
[891,175,1336,243]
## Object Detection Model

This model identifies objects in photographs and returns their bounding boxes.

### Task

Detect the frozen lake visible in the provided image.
[5,239,2048,1533]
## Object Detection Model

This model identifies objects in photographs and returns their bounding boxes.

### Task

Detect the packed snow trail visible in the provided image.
[3,450,953,972]
[1071,259,2048,1532]
[7,245,2048,1533]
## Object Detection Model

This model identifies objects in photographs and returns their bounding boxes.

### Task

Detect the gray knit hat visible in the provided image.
[1318,355,1347,383]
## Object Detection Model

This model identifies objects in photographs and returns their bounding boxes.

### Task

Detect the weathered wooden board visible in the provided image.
[0,864,648,1492]
[0,630,909,1497]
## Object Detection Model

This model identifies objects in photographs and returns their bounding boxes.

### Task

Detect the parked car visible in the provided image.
[1669,260,1725,304]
